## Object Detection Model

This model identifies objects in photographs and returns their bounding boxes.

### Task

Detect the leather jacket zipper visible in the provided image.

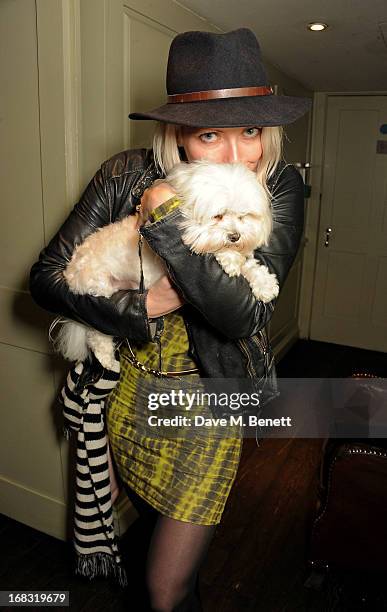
[238,338,256,379]
[255,329,272,374]
[238,327,272,382]
[251,329,267,355]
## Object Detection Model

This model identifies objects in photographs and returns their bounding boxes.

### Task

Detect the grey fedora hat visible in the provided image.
[129,28,312,128]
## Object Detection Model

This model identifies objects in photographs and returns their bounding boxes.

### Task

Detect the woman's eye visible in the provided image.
[213,214,223,220]
[244,127,260,137]
[199,132,217,142]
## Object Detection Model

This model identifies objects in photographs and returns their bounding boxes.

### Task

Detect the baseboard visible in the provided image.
[0,476,138,542]
[0,476,68,540]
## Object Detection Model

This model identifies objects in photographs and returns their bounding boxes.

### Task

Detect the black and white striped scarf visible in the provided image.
[60,354,128,587]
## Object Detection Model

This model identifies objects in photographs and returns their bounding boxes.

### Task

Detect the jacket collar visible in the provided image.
[131,150,162,203]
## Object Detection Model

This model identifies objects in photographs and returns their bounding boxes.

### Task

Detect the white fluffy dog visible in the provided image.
[53,160,279,368]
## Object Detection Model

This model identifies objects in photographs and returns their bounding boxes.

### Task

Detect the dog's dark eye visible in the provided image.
[213,214,223,221]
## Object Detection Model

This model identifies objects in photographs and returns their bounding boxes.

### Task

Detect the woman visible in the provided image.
[30,28,311,612]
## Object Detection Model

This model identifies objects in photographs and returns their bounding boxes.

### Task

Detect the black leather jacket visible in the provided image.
[29,148,305,405]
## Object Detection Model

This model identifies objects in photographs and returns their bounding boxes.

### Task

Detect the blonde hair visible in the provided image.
[152,122,284,199]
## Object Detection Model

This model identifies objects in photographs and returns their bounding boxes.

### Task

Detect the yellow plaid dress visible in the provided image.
[106,311,243,525]
[106,196,243,524]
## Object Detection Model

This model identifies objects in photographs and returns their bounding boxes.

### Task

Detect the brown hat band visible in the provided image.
[167,86,274,103]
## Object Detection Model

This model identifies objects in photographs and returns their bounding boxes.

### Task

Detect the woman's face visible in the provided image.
[177,126,263,171]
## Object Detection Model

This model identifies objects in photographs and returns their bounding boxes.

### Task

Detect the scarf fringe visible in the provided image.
[74,551,128,588]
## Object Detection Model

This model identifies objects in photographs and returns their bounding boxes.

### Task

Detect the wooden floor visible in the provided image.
[1,339,387,611]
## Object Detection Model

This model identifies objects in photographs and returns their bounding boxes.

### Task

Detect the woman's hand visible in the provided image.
[136,180,177,227]
[146,275,185,318]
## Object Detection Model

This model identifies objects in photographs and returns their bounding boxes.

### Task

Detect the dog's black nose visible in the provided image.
[227,232,240,242]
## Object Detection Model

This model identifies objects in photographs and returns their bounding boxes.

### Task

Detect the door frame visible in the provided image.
[298,89,387,340]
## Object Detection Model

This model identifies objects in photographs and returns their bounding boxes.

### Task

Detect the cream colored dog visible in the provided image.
[53,160,279,368]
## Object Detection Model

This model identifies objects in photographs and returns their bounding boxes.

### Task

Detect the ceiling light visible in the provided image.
[307,22,329,32]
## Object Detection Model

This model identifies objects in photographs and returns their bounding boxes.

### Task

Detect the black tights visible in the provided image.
[146,514,216,611]
[125,486,216,611]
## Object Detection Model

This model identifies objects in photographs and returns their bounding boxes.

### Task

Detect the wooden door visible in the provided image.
[310,96,387,351]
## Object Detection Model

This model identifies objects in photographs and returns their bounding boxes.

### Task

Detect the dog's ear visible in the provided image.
[259,211,273,246]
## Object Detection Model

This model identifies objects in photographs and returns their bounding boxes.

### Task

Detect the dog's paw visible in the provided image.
[242,262,279,302]
[215,251,245,277]
[251,275,279,302]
